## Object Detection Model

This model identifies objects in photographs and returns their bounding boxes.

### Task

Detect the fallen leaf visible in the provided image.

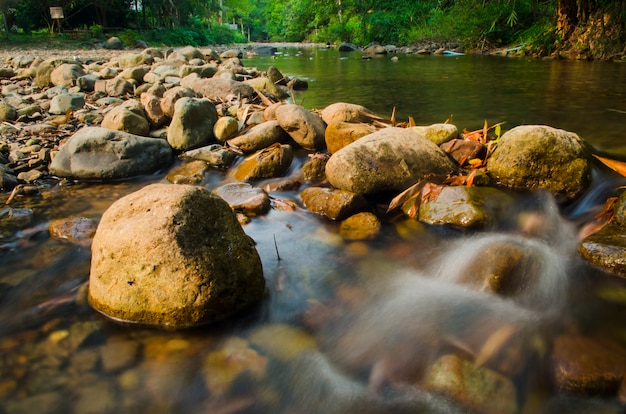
[594,154,626,177]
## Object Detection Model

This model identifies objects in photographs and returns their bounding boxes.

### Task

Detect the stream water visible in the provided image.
[1,46,626,413]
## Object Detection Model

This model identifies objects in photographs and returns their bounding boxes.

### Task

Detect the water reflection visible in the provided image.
[246,47,626,152]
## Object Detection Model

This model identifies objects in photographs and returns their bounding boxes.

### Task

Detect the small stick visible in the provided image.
[273,234,281,261]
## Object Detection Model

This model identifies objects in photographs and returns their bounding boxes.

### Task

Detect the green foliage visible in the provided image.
[118,29,139,46]
[142,25,246,46]
[89,24,103,38]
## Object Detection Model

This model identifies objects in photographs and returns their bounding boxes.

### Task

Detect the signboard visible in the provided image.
[50,7,64,19]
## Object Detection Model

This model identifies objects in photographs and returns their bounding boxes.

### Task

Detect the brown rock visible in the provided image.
[325,121,376,154]
[300,187,369,220]
[49,217,98,245]
[213,183,271,216]
[233,144,293,181]
[551,334,626,394]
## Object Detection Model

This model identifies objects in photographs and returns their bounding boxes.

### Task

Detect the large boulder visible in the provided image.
[325,127,456,195]
[89,183,265,328]
[487,125,592,200]
[49,126,172,180]
[167,97,218,151]
[274,104,326,150]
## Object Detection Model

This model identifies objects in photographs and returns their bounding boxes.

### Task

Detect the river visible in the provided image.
[1,45,626,413]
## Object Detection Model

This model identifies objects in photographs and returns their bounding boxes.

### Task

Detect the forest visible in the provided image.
[0,0,625,59]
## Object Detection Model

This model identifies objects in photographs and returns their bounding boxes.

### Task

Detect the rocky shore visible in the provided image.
[2,39,626,412]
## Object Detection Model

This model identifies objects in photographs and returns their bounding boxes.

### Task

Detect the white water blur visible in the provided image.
[313,191,578,400]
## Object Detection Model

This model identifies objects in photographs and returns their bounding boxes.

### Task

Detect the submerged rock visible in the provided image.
[487,125,592,200]
[550,334,626,394]
[426,353,517,414]
[326,127,456,195]
[339,212,381,240]
[89,183,265,328]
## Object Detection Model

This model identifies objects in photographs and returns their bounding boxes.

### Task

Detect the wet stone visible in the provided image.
[418,185,514,228]
[301,154,328,182]
[550,334,626,394]
[233,144,294,181]
[180,144,236,168]
[578,223,626,277]
[101,339,141,373]
[165,159,208,184]
[426,353,517,414]
[339,212,381,240]
[213,182,271,216]
[48,216,98,245]
[300,186,369,220]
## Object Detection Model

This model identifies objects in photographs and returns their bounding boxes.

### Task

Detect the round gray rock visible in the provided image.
[49,126,172,180]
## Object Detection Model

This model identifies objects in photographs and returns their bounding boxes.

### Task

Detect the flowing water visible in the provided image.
[2,46,626,413]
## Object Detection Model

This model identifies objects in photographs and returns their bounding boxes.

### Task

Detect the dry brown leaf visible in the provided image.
[387,181,424,213]
[594,154,626,177]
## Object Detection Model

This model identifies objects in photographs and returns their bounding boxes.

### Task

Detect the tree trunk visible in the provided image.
[557,0,578,39]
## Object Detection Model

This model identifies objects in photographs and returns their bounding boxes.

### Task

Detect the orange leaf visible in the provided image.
[468,158,483,167]
[594,155,626,177]
[466,169,477,187]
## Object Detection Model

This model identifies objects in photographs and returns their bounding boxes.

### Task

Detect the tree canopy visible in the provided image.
[1,0,624,58]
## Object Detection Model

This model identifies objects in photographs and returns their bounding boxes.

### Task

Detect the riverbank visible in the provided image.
[1,36,624,63]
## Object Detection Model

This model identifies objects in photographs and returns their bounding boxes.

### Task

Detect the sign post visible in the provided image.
[49,7,64,35]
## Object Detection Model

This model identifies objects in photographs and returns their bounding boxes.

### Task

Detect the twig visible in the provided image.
[273,234,281,261]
